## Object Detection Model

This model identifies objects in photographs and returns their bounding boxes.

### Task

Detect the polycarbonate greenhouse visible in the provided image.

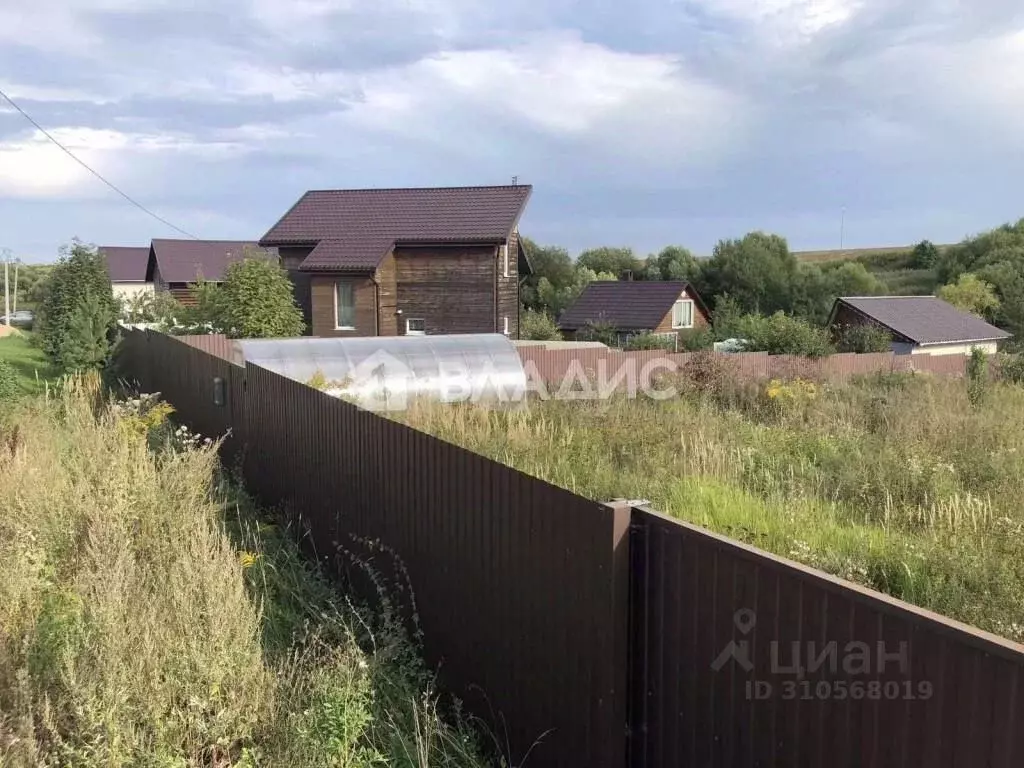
[232,334,527,411]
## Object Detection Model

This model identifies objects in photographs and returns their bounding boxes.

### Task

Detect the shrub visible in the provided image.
[967,347,989,406]
[36,242,117,371]
[209,257,305,338]
[624,332,675,351]
[678,327,715,351]
[834,323,892,353]
[580,319,619,347]
[0,360,18,400]
[997,353,1024,384]
[735,312,835,357]
[519,309,562,341]
[912,240,940,269]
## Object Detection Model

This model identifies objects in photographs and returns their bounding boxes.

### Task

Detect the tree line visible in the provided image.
[519,219,1024,354]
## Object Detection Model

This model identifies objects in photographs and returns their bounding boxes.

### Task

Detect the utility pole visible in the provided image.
[840,207,846,251]
[3,250,9,325]
[12,258,18,315]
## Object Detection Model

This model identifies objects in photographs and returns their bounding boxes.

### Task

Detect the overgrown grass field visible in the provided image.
[402,369,1024,643]
[0,378,489,767]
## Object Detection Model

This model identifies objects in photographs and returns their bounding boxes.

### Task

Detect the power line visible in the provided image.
[0,87,199,239]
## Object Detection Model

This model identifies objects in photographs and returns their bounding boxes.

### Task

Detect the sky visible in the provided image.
[1,0,1023,263]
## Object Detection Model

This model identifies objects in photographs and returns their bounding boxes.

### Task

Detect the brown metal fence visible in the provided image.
[116,330,1024,768]
[629,508,1024,768]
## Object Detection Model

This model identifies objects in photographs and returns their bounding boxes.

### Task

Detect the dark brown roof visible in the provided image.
[99,246,149,282]
[259,185,532,272]
[831,296,1011,345]
[147,239,271,284]
[558,281,706,331]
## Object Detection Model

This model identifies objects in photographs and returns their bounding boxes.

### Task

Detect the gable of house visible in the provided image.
[558,281,710,336]
[260,185,532,338]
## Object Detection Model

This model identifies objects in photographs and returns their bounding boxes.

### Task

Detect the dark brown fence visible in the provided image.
[116,329,1024,768]
[519,347,973,390]
[629,508,1024,768]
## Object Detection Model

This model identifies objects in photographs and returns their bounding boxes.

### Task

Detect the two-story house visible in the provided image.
[258,185,532,338]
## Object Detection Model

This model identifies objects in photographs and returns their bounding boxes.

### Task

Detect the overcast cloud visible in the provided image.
[1,0,1023,261]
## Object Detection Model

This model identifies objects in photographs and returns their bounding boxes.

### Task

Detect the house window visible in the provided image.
[671,299,694,329]
[501,244,509,277]
[503,316,509,335]
[406,318,426,336]
[335,281,356,329]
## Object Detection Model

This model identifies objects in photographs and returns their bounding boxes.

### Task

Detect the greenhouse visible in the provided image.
[232,333,527,411]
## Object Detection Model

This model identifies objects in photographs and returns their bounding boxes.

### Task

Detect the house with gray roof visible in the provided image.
[145,239,272,306]
[828,296,1011,356]
[557,280,711,346]
[99,246,152,302]
[259,185,532,338]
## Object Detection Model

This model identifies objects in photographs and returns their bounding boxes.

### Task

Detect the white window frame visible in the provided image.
[501,244,509,277]
[406,318,426,336]
[334,281,356,330]
[671,299,695,330]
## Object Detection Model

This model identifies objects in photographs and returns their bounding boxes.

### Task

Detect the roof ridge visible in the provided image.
[304,184,532,194]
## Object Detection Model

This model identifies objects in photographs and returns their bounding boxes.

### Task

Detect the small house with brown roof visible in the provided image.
[557,281,710,345]
[99,246,152,302]
[828,296,1011,356]
[259,185,532,338]
[145,239,272,306]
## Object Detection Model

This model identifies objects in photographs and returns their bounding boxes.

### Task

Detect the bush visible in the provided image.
[912,240,940,269]
[997,353,1024,384]
[677,327,715,351]
[0,360,18,400]
[735,312,835,357]
[834,323,892,354]
[210,256,305,338]
[624,332,675,351]
[967,347,988,406]
[580,319,619,347]
[519,309,562,341]
[36,242,117,371]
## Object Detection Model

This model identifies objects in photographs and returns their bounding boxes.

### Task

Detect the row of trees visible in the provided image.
[33,243,303,373]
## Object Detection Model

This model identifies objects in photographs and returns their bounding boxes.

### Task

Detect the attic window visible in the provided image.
[671,300,694,329]
[501,244,509,277]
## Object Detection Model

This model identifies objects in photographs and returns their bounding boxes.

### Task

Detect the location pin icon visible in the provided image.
[734,608,756,635]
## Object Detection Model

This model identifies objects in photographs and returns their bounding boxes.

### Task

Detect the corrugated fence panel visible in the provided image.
[629,507,1024,768]
[241,363,630,768]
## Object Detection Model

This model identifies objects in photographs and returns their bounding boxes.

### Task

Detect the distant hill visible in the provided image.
[793,245,953,296]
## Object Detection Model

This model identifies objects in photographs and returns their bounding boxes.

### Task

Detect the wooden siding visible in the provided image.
[395,246,495,335]
[376,252,398,337]
[310,274,377,337]
[279,246,314,334]
[652,287,710,334]
[497,227,520,338]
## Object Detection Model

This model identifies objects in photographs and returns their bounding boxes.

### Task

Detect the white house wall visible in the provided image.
[910,341,999,357]
[112,282,154,302]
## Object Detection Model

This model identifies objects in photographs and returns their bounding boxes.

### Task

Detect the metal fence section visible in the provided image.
[115,330,1024,768]
[629,507,1024,768]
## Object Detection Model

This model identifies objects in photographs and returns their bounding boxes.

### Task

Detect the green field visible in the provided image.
[798,247,944,295]
[0,332,59,396]
[402,371,1024,644]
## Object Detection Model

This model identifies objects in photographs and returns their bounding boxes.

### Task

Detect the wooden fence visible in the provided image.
[115,329,1024,768]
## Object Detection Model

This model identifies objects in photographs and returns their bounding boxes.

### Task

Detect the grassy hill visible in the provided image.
[795,245,948,295]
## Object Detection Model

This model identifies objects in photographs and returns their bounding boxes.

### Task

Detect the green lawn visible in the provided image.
[0,332,59,395]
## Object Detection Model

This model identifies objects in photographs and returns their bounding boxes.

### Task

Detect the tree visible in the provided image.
[520,238,576,311]
[792,261,884,325]
[576,247,643,279]
[735,312,835,357]
[912,240,940,269]
[698,232,799,315]
[519,309,562,341]
[645,246,701,282]
[212,255,305,338]
[36,242,118,371]
[536,266,616,317]
[937,273,1000,318]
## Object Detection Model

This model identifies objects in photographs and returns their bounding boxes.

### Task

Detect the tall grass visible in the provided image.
[0,376,489,767]
[401,373,1024,643]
